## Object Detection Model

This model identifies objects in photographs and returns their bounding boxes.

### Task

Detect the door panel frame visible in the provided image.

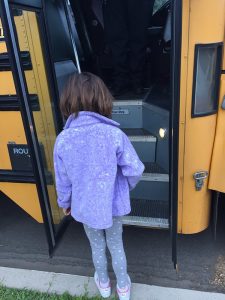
[170,0,183,269]
[0,0,57,254]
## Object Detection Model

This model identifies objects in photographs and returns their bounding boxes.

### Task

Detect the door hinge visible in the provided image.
[193,171,208,191]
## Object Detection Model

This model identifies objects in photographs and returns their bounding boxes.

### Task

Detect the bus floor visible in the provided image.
[0,193,225,294]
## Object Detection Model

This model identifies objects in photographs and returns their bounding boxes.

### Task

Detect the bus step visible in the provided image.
[122,128,156,162]
[130,198,169,219]
[123,198,169,228]
[122,216,169,229]
[122,128,156,142]
[131,162,169,200]
[143,162,167,174]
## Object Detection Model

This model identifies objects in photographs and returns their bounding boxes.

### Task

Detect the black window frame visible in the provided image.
[191,42,223,118]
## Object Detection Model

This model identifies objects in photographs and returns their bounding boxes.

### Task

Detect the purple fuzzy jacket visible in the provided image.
[53,111,144,229]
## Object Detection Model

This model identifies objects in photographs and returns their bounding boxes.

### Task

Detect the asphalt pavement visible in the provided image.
[0,192,225,295]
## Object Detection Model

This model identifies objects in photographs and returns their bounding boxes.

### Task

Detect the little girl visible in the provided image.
[53,72,144,299]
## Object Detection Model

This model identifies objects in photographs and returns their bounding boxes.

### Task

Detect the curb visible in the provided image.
[0,267,225,300]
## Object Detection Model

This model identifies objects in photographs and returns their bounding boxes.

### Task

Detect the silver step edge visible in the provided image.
[141,173,169,182]
[113,100,169,116]
[122,216,169,229]
[129,135,156,142]
[113,100,143,106]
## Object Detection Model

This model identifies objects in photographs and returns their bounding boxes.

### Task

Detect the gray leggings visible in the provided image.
[83,217,129,288]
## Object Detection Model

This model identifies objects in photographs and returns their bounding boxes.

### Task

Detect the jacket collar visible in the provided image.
[64,111,120,129]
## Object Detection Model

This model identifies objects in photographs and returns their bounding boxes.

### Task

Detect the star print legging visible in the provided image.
[83,217,129,289]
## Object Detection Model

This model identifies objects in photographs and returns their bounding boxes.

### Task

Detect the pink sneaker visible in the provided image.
[117,276,131,300]
[94,272,111,298]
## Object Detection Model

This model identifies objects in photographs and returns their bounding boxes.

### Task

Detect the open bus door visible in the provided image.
[170,0,181,269]
[208,37,225,236]
[209,38,225,192]
[0,0,78,255]
[0,0,181,266]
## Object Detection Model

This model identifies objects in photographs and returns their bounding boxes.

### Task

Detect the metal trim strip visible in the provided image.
[129,135,156,142]
[122,216,169,229]
[141,173,169,182]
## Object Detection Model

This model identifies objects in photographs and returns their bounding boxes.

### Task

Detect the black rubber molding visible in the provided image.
[0,94,40,111]
[0,51,32,71]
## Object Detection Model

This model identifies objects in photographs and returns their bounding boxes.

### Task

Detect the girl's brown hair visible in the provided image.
[60,72,113,118]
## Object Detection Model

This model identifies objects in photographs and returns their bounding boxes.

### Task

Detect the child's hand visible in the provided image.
[63,207,71,216]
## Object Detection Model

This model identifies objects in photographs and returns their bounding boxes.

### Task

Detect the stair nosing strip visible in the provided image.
[113,100,143,106]
[129,136,156,142]
[122,216,169,228]
[141,173,169,182]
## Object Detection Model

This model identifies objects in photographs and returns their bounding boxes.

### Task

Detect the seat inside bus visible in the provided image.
[69,0,171,104]
[44,0,171,227]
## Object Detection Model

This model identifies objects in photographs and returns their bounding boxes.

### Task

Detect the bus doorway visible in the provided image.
[0,0,181,266]
[68,0,173,229]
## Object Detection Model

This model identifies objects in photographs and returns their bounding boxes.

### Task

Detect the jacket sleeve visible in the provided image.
[117,132,145,190]
[53,143,72,209]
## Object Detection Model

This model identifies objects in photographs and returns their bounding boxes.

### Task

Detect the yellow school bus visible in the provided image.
[0,0,225,266]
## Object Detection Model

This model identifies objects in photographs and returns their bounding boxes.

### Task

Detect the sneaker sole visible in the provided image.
[117,276,131,300]
[94,274,111,298]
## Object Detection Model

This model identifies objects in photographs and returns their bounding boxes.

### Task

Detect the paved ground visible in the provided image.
[1,267,225,300]
[1,193,225,295]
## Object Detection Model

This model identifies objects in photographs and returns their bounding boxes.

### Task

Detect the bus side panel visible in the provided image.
[0,183,43,222]
[181,0,225,234]
[14,11,63,223]
[0,112,27,169]
[0,20,44,223]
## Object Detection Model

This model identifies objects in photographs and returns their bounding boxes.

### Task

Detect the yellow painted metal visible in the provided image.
[0,112,26,169]
[0,182,43,222]
[0,41,7,53]
[177,0,190,234]
[0,37,15,95]
[0,11,63,224]
[13,10,63,223]
[179,0,225,234]
[0,21,44,223]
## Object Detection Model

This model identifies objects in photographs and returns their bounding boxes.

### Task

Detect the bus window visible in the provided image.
[153,0,169,14]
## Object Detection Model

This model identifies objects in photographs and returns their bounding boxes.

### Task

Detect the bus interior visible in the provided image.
[46,0,172,228]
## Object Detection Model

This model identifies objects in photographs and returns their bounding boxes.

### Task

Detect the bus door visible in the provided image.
[0,0,78,254]
[209,38,225,193]
[208,25,225,232]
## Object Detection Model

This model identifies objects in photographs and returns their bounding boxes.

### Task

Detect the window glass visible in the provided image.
[193,46,221,116]
[153,0,168,14]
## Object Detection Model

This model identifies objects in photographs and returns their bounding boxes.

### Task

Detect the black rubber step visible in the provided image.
[130,198,169,219]
[122,128,152,136]
[143,162,167,174]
